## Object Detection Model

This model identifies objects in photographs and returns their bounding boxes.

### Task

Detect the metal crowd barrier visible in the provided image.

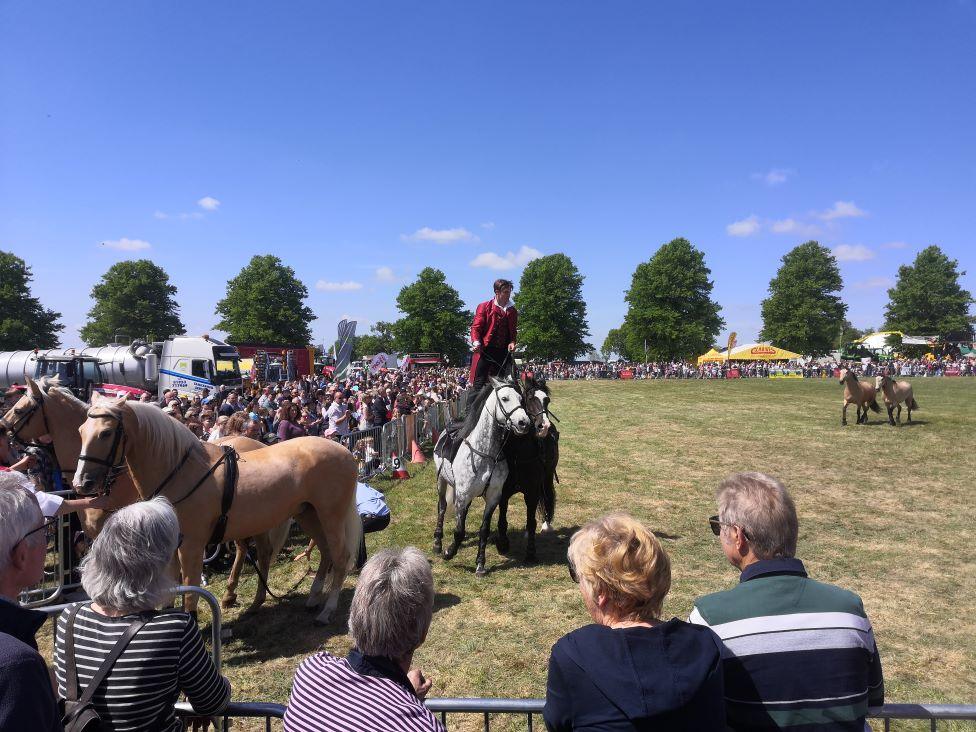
[175,701,285,729]
[19,490,80,608]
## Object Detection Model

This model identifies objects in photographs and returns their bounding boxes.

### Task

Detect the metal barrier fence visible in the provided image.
[172,699,976,731]
[19,490,81,608]
[339,397,464,480]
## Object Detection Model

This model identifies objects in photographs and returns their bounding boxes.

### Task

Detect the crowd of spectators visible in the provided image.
[535,355,976,380]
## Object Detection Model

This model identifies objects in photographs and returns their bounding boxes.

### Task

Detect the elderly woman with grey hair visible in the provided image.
[54,497,230,731]
[284,546,445,732]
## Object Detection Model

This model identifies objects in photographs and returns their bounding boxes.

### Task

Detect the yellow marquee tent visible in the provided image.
[697,348,725,365]
[725,342,802,361]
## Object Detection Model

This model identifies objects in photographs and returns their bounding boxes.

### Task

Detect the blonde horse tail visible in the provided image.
[343,494,363,572]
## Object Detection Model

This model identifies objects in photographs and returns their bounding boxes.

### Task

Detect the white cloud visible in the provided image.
[726,215,761,237]
[100,237,151,251]
[469,245,542,271]
[752,168,793,186]
[854,276,894,290]
[375,266,396,283]
[197,196,221,211]
[833,244,875,262]
[770,218,821,237]
[316,280,364,292]
[819,200,867,220]
[881,241,908,249]
[401,227,477,244]
[178,212,204,220]
[481,222,495,230]
[153,210,168,220]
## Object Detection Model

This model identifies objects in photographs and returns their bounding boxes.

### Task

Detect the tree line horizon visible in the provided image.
[1,240,972,362]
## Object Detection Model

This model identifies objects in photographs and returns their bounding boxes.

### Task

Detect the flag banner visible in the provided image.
[335,319,357,381]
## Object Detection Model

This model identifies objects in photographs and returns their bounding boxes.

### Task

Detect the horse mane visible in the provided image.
[38,377,88,411]
[95,399,205,467]
[523,374,550,397]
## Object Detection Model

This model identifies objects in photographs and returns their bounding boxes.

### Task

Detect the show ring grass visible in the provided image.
[43,378,976,730]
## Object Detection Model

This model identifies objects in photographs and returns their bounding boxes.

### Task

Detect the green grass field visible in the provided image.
[42,378,976,729]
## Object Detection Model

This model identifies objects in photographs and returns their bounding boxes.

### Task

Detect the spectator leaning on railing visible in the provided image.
[54,497,231,731]
[284,547,444,732]
[690,472,884,732]
[0,478,62,731]
[544,513,725,731]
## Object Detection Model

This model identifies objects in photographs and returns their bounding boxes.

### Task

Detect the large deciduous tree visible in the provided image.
[516,253,592,361]
[0,251,64,349]
[883,245,974,338]
[623,238,724,360]
[759,241,847,355]
[215,255,315,345]
[391,268,471,364]
[601,326,631,361]
[81,259,183,345]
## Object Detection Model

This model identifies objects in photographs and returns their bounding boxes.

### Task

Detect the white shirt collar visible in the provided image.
[493,298,512,311]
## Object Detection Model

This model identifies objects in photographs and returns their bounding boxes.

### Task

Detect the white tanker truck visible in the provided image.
[0,335,243,399]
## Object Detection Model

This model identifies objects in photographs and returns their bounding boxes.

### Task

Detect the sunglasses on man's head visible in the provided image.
[708,515,750,540]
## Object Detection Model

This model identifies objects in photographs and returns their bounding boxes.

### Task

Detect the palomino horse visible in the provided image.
[496,373,558,566]
[74,394,360,624]
[838,368,881,425]
[433,376,531,575]
[0,377,287,613]
[875,374,919,425]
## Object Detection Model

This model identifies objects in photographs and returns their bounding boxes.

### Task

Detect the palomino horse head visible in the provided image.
[837,368,850,385]
[487,376,531,435]
[874,374,889,392]
[0,376,59,444]
[74,392,130,496]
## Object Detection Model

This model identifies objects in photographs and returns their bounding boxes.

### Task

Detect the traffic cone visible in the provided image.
[391,452,409,479]
[410,438,426,464]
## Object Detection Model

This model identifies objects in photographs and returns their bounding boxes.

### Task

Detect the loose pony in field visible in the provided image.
[74,394,360,624]
[838,368,881,426]
[432,375,531,575]
[875,374,919,425]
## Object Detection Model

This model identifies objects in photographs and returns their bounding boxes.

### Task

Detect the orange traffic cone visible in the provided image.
[391,452,409,479]
[410,438,426,464]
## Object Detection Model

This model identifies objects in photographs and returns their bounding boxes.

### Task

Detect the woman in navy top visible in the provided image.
[544,513,725,732]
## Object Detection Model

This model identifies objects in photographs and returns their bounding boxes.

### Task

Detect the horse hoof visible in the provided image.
[475,565,487,577]
[432,540,442,554]
[221,596,238,610]
[443,548,457,561]
[541,522,552,533]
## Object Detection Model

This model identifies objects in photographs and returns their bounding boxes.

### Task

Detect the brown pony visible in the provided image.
[838,368,881,425]
[74,393,360,624]
[875,374,919,425]
[0,377,285,613]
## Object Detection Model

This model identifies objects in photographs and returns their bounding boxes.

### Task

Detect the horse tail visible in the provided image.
[910,396,919,410]
[868,398,881,413]
[538,470,556,525]
[342,493,363,572]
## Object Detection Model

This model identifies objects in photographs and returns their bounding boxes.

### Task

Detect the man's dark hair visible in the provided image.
[493,279,513,292]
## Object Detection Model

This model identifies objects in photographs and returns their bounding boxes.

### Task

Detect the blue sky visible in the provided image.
[2,1,974,351]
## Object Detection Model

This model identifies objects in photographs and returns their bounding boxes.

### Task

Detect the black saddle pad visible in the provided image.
[435,420,466,462]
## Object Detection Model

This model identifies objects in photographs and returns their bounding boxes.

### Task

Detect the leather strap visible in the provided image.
[207,445,239,546]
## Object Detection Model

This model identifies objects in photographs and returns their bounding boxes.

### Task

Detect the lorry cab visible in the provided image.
[32,355,148,401]
[158,336,243,397]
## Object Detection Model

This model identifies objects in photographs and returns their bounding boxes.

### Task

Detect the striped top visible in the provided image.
[689,558,884,732]
[54,603,230,732]
[284,651,445,732]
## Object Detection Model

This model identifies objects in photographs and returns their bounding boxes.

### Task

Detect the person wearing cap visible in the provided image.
[294,482,391,568]
[469,279,518,400]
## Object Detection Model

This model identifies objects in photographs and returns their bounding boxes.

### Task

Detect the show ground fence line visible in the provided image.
[172,699,976,730]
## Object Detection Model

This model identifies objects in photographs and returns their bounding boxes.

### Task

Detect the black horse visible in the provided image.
[492,373,559,567]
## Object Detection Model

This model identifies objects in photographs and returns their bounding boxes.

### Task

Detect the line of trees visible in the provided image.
[1,243,973,358]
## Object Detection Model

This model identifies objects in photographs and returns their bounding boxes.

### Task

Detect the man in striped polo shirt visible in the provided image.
[690,472,884,731]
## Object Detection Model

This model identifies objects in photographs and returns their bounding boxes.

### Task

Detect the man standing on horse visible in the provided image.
[469,278,518,399]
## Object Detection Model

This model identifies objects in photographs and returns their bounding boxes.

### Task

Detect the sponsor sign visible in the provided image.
[726,369,741,379]
[750,346,777,356]
[619,369,634,379]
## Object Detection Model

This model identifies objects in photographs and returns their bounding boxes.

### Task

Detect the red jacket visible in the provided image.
[469,299,518,381]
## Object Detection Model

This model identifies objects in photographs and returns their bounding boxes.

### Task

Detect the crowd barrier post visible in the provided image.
[19,490,79,609]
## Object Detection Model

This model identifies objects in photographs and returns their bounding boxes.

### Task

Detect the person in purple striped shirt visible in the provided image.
[284,546,444,732]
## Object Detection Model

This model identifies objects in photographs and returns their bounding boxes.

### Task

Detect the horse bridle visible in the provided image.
[77,411,129,496]
[1,391,51,445]
[487,381,527,430]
